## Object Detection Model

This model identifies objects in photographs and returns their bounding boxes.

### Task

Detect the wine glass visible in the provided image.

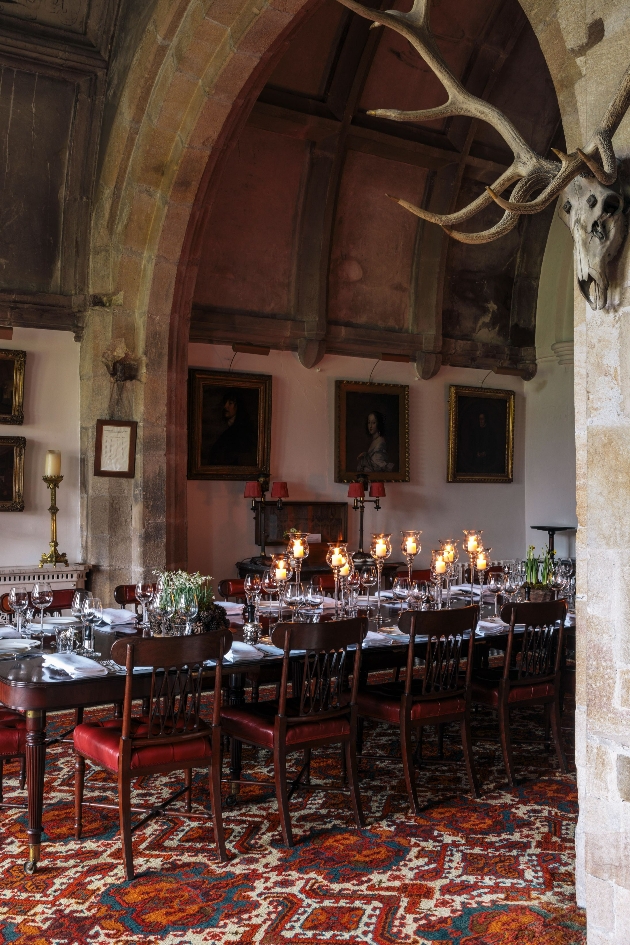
[32,582,53,648]
[360,566,377,616]
[135,583,155,628]
[72,590,91,653]
[392,576,410,610]
[346,571,361,617]
[81,597,102,657]
[179,591,198,635]
[244,574,262,620]
[285,582,305,621]
[486,571,503,620]
[8,586,29,637]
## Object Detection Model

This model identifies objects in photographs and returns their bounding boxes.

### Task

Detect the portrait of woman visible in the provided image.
[357,411,395,473]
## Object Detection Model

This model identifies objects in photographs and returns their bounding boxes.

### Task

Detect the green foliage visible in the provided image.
[153,569,215,611]
[524,546,555,585]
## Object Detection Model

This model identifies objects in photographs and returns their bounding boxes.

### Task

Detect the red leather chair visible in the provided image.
[0,588,76,617]
[357,606,480,813]
[113,584,157,614]
[217,579,246,601]
[221,617,368,846]
[74,632,231,879]
[472,599,568,789]
[0,708,26,805]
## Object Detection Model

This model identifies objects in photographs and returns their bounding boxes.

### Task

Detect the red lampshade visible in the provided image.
[347,482,365,499]
[271,481,289,499]
[369,481,386,498]
[244,481,263,499]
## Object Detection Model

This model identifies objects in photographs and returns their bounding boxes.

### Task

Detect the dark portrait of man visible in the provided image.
[0,445,14,502]
[201,390,258,467]
[456,396,507,478]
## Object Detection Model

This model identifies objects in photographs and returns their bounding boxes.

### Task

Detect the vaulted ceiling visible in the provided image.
[190,0,562,378]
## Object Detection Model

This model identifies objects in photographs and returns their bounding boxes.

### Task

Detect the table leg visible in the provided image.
[24,709,46,874]
[228,672,245,798]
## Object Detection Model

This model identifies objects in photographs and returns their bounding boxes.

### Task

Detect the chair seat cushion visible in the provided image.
[74,717,212,772]
[357,684,466,725]
[472,676,556,707]
[221,698,351,749]
[0,708,26,756]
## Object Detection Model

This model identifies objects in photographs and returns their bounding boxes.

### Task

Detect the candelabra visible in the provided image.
[401,530,422,583]
[244,476,289,563]
[369,533,392,625]
[40,476,69,567]
[348,476,386,568]
[326,542,350,618]
[463,530,483,605]
[287,532,309,586]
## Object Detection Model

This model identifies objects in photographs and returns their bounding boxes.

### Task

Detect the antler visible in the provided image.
[335,0,630,242]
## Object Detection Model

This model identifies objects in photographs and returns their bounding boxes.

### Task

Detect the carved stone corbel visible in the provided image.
[414,351,442,380]
[298,338,326,369]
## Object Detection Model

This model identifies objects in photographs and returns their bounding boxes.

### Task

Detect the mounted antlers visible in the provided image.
[335,0,630,246]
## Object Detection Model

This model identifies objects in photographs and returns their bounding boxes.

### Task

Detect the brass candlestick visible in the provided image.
[39,475,69,567]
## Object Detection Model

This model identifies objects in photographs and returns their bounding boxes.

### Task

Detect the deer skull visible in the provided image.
[559,174,627,310]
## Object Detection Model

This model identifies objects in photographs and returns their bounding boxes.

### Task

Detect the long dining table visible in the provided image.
[0,604,508,874]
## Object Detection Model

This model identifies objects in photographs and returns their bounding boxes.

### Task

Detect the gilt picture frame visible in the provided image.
[0,435,25,510]
[335,380,409,483]
[0,349,26,425]
[447,385,515,483]
[188,369,272,481]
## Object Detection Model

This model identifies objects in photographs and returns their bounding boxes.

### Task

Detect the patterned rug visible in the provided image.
[0,694,584,944]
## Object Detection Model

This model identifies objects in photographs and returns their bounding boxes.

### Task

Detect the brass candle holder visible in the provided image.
[39,475,69,567]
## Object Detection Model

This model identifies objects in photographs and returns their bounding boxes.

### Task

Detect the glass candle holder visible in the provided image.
[430,549,447,608]
[370,533,392,625]
[271,554,293,621]
[287,532,310,586]
[475,547,491,602]
[326,542,350,618]
[439,539,459,607]
[463,530,483,604]
[401,530,422,583]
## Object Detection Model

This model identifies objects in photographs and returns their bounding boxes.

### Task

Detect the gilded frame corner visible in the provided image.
[0,349,26,425]
[447,385,515,483]
[0,435,25,511]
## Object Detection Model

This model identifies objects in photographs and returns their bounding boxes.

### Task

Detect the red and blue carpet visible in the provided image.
[0,700,584,944]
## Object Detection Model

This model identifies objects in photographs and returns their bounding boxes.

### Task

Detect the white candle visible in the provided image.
[293,540,304,558]
[444,548,454,563]
[405,538,417,555]
[275,566,287,581]
[339,563,350,577]
[467,536,478,553]
[435,558,446,574]
[476,554,487,570]
[374,540,387,558]
[331,551,344,567]
[44,450,61,477]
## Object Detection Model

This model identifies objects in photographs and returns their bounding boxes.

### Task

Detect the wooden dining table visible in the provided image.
[0,605,505,875]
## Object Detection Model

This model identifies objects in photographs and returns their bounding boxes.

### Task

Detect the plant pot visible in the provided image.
[522,582,554,603]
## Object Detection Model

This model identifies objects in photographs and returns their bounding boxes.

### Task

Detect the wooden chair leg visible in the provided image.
[74,753,85,839]
[74,707,84,727]
[460,716,481,798]
[413,727,423,766]
[356,716,364,756]
[273,743,294,847]
[251,680,260,704]
[344,740,365,828]
[550,698,568,773]
[118,771,134,881]
[401,719,421,815]
[114,702,123,719]
[209,732,228,862]
[498,703,517,790]
[184,768,192,813]
[19,756,26,790]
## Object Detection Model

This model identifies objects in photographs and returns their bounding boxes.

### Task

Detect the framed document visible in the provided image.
[94,420,137,478]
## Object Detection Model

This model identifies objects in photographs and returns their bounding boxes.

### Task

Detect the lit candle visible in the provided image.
[293,540,304,558]
[331,551,344,568]
[275,566,287,581]
[405,538,417,555]
[467,536,478,553]
[444,547,454,563]
[435,557,446,574]
[476,553,487,571]
[339,563,350,577]
[374,539,387,558]
[44,450,61,477]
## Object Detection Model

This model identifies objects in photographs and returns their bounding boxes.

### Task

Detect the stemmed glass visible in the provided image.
[304,583,324,620]
[261,569,279,629]
[463,530,483,604]
[369,533,392,625]
[8,586,29,637]
[392,576,410,611]
[360,566,377,616]
[32,582,54,649]
[400,530,422,584]
[135,583,155,629]
[72,590,91,651]
[346,571,361,617]
[486,570,503,620]
[430,551,447,609]
[81,597,102,657]
[440,539,459,607]
[285,582,305,621]
[244,574,262,621]
[179,591,198,635]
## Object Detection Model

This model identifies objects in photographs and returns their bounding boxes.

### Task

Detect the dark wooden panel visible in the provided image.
[255,501,348,546]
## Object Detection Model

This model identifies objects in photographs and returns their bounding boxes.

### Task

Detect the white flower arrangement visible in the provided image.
[153,569,215,611]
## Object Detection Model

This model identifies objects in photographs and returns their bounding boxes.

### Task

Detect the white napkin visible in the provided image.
[363,630,397,648]
[224,641,264,663]
[450,585,483,597]
[216,602,245,615]
[102,608,137,626]
[43,652,108,677]
[0,627,21,639]
[565,612,576,627]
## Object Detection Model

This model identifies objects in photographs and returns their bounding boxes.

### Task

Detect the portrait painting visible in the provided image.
[0,349,25,425]
[0,436,25,510]
[447,385,515,483]
[335,380,409,483]
[188,369,272,480]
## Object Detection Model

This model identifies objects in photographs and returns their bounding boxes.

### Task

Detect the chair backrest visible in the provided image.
[0,588,77,616]
[499,599,567,684]
[271,617,367,718]
[398,606,479,699]
[111,632,232,739]
[217,579,246,601]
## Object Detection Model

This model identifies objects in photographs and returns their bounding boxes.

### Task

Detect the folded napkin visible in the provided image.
[43,652,108,678]
[450,585,483,597]
[102,608,137,626]
[0,627,21,639]
[565,612,576,627]
[476,620,525,636]
[363,630,397,648]
[255,643,284,657]
[224,641,265,663]
[216,602,245,615]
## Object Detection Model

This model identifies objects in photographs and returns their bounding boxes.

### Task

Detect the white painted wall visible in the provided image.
[0,328,81,566]
[188,344,527,580]
[524,213,577,559]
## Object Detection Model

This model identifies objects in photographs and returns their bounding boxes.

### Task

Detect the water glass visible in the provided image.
[392,576,410,610]
[81,597,102,656]
[179,591,198,635]
[8,586,29,636]
[56,626,75,653]
[135,583,155,627]
[32,582,53,648]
